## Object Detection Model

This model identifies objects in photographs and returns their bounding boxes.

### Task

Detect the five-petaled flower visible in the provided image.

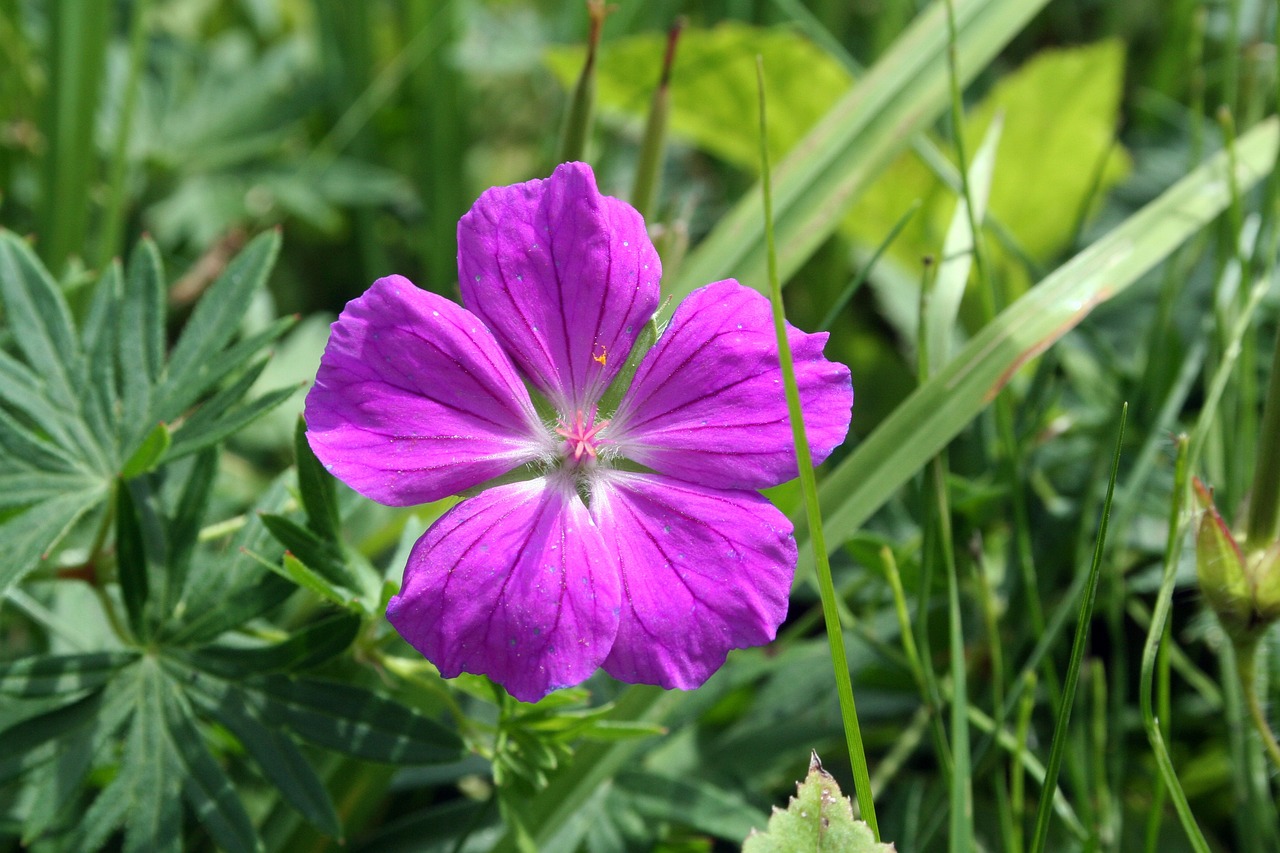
[305,163,852,703]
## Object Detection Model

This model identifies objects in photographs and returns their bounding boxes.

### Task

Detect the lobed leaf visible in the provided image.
[0,651,136,697]
[186,675,341,837]
[742,754,893,852]
[252,675,463,764]
[186,611,360,676]
[161,229,281,400]
[294,416,340,541]
[0,486,108,594]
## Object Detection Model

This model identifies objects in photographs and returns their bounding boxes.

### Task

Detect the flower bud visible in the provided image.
[1195,478,1280,640]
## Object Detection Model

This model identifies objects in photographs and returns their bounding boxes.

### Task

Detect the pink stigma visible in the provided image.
[555,409,610,463]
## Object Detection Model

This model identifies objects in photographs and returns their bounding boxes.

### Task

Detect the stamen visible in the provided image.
[555,409,610,464]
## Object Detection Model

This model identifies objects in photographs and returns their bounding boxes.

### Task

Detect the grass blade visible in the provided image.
[801,117,1279,562]
[1028,404,1127,853]
[672,0,1051,302]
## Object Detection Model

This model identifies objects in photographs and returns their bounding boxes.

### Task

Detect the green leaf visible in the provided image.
[187,611,360,675]
[801,117,1280,569]
[254,675,463,764]
[742,754,892,852]
[120,421,172,480]
[167,570,296,646]
[161,229,281,399]
[849,40,1129,294]
[167,449,219,607]
[0,691,104,786]
[80,663,183,853]
[260,513,358,590]
[163,687,262,853]
[119,238,166,438]
[0,651,136,696]
[294,416,340,540]
[0,486,107,595]
[671,0,1054,301]
[163,368,299,462]
[262,550,355,609]
[116,478,151,640]
[0,230,81,411]
[617,771,764,841]
[546,22,850,173]
[187,676,341,837]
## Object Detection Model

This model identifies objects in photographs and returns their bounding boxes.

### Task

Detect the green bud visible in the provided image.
[1194,478,1280,640]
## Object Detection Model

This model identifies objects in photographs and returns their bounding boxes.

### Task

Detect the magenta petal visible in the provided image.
[305,276,549,506]
[610,280,852,490]
[386,479,621,703]
[458,162,661,411]
[591,472,795,690]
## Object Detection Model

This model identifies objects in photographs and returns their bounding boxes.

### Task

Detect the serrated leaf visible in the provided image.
[188,611,360,675]
[120,422,171,480]
[161,229,280,398]
[253,675,463,764]
[742,754,894,852]
[0,651,136,696]
[187,676,341,836]
[162,685,261,853]
[294,416,340,540]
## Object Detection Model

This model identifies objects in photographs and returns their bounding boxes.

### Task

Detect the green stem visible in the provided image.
[630,19,680,220]
[1236,640,1280,772]
[557,0,605,164]
[97,0,151,268]
[756,56,878,838]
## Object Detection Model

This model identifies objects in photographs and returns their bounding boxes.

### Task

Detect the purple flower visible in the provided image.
[305,163,852,703]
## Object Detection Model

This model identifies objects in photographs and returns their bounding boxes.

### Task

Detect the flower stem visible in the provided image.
[755,55,879,838]
[1245,331,1280,545]
[1236,639,1280,773]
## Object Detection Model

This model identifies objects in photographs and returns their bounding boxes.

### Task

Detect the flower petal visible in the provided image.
[590,472,795,690]
[458,162,661,412]
[386,478,621,703]
[305,276,549,506]
[610,281,852,490]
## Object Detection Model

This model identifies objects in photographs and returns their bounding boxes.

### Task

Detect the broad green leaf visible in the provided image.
[0,651,136,696]
[742,754,893,852]
[671,0,1054,301]
[187,677,341,836]
[187,611,360,675]
[923,113,1001,374]
[851,40,1130,301]
[120,421,172,480]
[294,416,340,541]
[161,229,281,397]
[163,687,261,853]
[254,675,463,764]
[800,117,1280,568]
[545,22,850,172]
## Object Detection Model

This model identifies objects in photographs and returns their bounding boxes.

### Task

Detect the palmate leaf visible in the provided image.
[0,229,292,594]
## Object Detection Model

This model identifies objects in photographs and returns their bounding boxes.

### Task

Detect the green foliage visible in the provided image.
[4,1,1280,851]
[743,753,893,852]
